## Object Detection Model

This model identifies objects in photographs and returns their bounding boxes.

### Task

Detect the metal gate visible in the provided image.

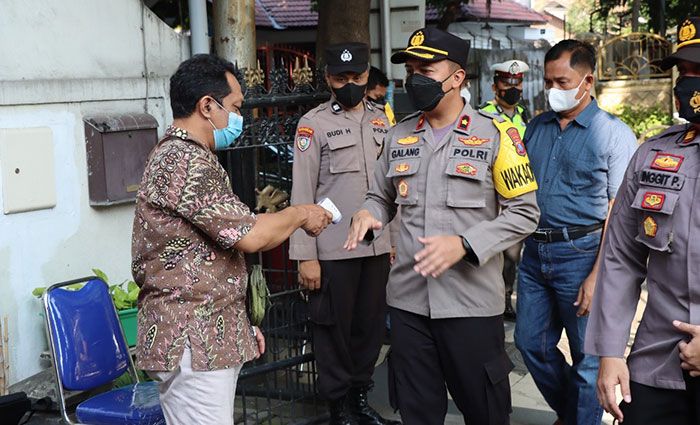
[218,61,330,424]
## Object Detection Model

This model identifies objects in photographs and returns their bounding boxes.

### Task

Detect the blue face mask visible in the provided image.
[208,99,243,150]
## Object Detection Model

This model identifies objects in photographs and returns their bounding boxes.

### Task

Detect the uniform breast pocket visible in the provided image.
[327,136,360,174]
[387,158,420,206]
[445,158,487,208]
[631,189,679,252]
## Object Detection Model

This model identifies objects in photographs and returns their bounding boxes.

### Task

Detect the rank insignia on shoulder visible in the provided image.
[455,162,477,176]
[683,128,697,144]
[331,102,342,113]
[415,115,425,131]
[371,118,386,127]
[395,163,410,173]
[398,179,409,197]
[643,216,658,238]
[457,115,471,132]
[397,135,419,145]
[506,127,526,156]
[457,136,490,146]
[641,192,665,211]
[296,127,314,152]
[651,152,683,172]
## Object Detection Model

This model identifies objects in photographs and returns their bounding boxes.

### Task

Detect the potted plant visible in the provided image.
[32,269,140,347]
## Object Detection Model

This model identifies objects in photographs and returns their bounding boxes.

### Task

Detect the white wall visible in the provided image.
[0,0,189,385]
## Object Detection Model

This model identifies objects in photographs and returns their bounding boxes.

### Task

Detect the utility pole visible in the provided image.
[632,0,640,32]
[213,0,256,69]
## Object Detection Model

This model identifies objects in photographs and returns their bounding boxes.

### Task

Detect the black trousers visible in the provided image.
[309,254,390,401]
[619,377,700,425]
[388,307,513,425]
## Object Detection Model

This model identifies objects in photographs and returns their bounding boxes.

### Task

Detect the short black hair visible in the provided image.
[367,66,389,90]
[544,39,596,72]
[170,54,237,119]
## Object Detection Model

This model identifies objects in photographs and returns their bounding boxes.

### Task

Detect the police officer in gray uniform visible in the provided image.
[346,28,540,425]
[289,43,399,425]
[585,16,700,425]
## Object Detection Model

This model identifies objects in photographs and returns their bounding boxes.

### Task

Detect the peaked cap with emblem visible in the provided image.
[391,27,470,69]
[659,16,700,69]
[490,60,529,84]
[325,42,370,75]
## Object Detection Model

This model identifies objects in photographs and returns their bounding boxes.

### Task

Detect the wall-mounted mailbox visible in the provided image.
[84,113,158,206]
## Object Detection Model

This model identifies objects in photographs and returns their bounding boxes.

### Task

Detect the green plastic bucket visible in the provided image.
[118,308,138,347]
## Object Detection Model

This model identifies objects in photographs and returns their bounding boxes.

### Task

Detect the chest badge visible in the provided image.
[371,118,386,127]
[397,136,419,145]
[398,179,409,197]
[641,192,665,211]
[456,162,477,176]
[684,128,697,144]
[643,216,658,238]
[395,163,410,173]
[651,152,683,172]
[458,136,490,146]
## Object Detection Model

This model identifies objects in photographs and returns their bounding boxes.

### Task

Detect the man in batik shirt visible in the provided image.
[131,54,331,425]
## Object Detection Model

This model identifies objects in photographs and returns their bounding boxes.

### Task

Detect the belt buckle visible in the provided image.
[543,229,553,243]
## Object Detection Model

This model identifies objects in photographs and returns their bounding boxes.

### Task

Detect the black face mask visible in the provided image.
[405,72,455,112]
[499,87,522,106]
[369,96,386,105]
[333,82,367,108]
[675,76,700,124]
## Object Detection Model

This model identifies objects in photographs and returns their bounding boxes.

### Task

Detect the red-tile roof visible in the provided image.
[425,0,547,24]
[256,0,546,29]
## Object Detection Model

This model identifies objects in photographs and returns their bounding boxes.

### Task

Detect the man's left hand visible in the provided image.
[253,326,266,358]
[674,320,700,377]
[413,235,466,278]
[574,273,597,317]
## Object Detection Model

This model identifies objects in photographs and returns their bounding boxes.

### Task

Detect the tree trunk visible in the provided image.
[437,0,463,31]
[316,0,371,67]
[631,0,640,32]
[213,0,256,68]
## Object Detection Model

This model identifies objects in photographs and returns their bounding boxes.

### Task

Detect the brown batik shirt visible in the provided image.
[132,125,258,372]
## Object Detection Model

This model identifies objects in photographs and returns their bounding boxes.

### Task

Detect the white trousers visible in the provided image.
[148,345,243,425]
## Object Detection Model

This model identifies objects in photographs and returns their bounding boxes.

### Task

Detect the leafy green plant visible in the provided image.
[32,268,140,311]
[610,105,672,140]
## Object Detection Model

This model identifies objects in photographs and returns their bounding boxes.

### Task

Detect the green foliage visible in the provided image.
[32,268,140,311]
[598,0,700,33]
[611,104,672,139]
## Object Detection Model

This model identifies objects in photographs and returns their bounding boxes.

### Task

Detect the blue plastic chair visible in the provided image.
[43,277,164,425]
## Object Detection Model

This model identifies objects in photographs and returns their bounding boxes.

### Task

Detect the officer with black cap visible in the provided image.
[346,27,539,425]
[289,42,399,425]
[585,16,700,424]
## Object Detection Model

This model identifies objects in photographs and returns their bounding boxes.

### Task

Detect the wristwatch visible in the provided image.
[461,236,479,265]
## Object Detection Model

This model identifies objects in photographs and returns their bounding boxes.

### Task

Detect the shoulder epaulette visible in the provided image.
[478,108,504,122]
[398,110,422,124]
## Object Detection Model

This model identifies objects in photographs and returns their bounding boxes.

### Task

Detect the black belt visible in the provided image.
[531,223,604,243]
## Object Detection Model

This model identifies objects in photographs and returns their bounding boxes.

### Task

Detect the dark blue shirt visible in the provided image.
[524,99,637,228]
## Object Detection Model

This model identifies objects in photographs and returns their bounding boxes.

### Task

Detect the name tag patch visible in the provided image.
[391,146,422,159]
[639,169,684,190]
[641,192,665,211]
[651,152,683,172]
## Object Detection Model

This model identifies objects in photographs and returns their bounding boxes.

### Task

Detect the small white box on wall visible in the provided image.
[0,127,57,214]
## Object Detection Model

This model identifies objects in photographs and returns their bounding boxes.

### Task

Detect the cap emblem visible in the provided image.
[690,90,700,113]
[410,31,425,47]
[509,62,520,74]
[340,49,353,62]
[679,20,696,43]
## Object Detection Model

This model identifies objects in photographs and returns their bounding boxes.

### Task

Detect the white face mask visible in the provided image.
[546,74,589,112]
[460,87,472,104]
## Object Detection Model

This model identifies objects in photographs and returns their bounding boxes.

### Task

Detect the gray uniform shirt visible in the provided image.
[585,125,700,390]
[289,98,392,261]
[362,102,540,318]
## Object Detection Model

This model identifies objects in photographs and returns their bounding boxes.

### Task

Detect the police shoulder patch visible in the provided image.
[296,126,314,152]
[491,119,538,198]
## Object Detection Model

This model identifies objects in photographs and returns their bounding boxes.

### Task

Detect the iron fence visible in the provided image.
[218,61,330,424]
[597,32,672,81]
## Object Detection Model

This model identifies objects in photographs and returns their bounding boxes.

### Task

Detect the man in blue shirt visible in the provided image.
[514,40,637,425]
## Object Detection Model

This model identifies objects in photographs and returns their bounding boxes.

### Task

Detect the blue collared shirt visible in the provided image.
[524,99,637,228]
